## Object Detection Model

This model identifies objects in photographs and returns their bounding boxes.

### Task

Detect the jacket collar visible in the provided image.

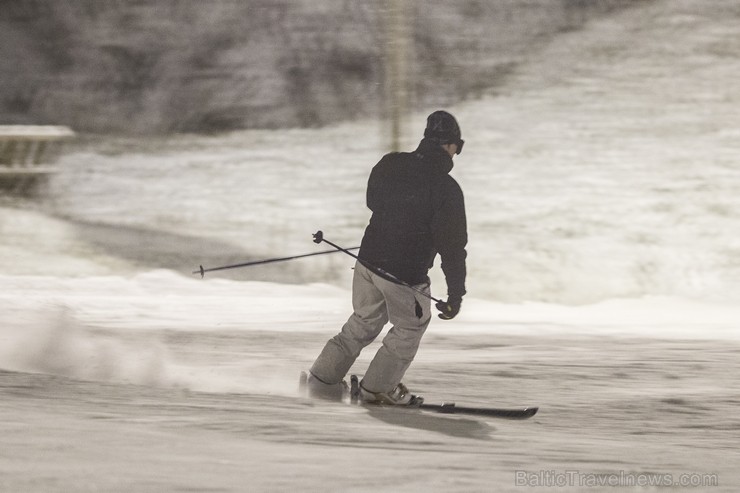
[414,138,454,174]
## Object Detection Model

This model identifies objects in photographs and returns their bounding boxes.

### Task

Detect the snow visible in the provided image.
[0,271,738,491]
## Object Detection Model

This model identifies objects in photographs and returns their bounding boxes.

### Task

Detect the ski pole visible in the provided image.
[193,246,359,278]
[312,230,443,303]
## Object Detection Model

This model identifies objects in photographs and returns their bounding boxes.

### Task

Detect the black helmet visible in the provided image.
[424,110,464,154]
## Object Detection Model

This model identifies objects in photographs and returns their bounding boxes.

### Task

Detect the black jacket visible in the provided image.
[359,138,467,300]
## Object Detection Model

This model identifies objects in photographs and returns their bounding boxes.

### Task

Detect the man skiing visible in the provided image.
[307,110,468,405]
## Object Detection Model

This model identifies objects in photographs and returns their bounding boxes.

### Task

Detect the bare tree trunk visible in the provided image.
[383,0,409,152]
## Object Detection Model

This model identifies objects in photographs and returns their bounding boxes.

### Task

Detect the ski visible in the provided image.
[418,402,538,419]
[348,374,537,420]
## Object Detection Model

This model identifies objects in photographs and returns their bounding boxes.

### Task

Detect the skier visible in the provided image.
[307,110,468,405]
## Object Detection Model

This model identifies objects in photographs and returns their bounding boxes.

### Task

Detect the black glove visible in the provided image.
[435,297,462,320]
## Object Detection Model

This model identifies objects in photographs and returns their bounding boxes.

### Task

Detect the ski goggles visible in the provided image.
[455,139,465,155]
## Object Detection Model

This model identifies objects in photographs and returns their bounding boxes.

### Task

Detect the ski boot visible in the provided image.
[299,371,348,402]
[357,380,424,407]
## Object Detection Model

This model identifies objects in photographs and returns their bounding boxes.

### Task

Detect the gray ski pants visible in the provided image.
[310,262,432,393]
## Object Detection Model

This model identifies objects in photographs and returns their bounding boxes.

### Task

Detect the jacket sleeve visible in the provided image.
[431,177,467,300]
